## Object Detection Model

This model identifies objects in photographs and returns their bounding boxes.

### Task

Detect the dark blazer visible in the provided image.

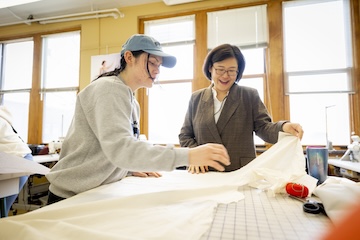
[179,83,286,171]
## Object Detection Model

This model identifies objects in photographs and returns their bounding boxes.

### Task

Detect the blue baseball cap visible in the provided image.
[120,34,177,68]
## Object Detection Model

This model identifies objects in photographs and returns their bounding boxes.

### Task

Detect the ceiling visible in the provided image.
[0,0,163,27]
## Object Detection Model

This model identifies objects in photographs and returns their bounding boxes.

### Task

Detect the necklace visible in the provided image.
[214,95,228,115]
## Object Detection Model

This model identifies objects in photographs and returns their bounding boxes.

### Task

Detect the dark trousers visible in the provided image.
[47,191,65,205]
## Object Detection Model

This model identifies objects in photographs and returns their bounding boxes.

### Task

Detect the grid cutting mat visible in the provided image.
[201,185,331,240]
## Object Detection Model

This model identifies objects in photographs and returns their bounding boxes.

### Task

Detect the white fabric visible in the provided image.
[0,106,32,158]
[0,185,241,240]
[0,152,49,176]
[0,132,314,239]
[313,176,360,223]
[228,132,318,196]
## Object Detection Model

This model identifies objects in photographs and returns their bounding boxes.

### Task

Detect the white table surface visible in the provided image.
[33,154,59,163]
[328,158,360,173]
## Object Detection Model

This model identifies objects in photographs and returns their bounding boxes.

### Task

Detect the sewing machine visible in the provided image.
[48,137,64,154]
[340,135,360,162]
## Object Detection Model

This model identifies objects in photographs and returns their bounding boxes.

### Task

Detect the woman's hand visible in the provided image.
[131,172,162,178]
[188,143,230,172]
[282,122,304,140]
[188,165,209,174]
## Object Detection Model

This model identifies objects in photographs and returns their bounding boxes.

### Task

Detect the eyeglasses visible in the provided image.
[213,67,238,77]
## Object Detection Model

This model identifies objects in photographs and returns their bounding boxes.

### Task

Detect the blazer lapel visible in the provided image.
[216,85,240,134]
[202,86,223,143]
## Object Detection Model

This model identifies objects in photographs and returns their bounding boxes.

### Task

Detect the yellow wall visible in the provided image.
[0,0,255,90]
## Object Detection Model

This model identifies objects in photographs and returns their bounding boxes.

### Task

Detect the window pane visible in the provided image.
[238,48,265,145]
[207,5,268,48]
[148,82,192,144]
[238,77,264,102]
[2,93,30,142]
[288,73,350,93]
[238,48,265,100]
[284,0,352,146]
[289,94,350,146]
[145,15,195,43]
[145,15,195,144]
[158,44,194,81]
[2,40,33,90]
[42,32,80,88]
[238,78,265,145]
[283,0,350,71]
[242,48,265,75]
[42,91,76,143]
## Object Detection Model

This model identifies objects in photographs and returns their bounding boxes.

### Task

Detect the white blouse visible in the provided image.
[212,88,229,124]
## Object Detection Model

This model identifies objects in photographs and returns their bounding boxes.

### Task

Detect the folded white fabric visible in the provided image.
[0,132,318,240]
[313,176,360,223]
[228,132,318,196]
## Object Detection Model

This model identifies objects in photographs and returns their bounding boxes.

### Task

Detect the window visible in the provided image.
[41,32,80,143]
[207,5,268,49]
[238,48,266,145]
[0,39,33,141]
[208,5,268,145]
[0,31,80,144]
[283,0,352,146]
[145,15,195,144]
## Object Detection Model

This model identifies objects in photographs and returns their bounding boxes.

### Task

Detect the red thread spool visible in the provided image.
[286,183,309,198]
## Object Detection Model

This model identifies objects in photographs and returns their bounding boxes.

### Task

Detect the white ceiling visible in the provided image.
[0,0,162,27]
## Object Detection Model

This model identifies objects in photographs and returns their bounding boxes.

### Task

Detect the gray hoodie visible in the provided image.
[46,76,188,198]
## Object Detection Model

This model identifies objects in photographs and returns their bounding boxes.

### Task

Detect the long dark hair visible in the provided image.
[93,50,145,81]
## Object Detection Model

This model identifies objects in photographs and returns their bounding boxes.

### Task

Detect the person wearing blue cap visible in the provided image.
[179,44,304,173]
[46,34,230,205]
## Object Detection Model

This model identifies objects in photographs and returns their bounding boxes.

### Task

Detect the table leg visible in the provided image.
[0,197,8,217]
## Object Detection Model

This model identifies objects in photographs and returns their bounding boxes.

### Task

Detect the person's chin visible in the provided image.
[146,80,154,88]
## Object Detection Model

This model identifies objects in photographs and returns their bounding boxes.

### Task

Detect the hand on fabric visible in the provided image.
[282,122,304,140]
[132,172,162,178]
[188,143,230,172]
[188,165,209,174]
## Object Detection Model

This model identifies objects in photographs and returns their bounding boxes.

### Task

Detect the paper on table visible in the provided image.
[0,151,50,176]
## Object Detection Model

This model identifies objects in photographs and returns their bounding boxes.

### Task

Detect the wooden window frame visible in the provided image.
[0,27,80,144]
[137,0,360,147]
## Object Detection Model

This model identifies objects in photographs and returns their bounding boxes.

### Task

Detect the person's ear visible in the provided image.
[123,51,133,64]
[208,65,212,74]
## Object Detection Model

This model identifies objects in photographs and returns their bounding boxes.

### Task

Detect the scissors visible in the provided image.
[289,195,327,215]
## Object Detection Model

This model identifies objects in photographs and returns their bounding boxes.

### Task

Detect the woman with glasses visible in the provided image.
[46,34,230,205]
[179,44,303,173]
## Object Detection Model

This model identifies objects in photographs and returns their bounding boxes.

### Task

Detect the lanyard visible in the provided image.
[132,121,139,139]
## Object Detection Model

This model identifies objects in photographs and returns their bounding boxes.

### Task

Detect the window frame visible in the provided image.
[138,1,359,148]
[0,27,80,144]
[144,15,195,144]
[282,0,354,146]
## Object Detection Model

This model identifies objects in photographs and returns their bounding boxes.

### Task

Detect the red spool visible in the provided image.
[286,182,309,198]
